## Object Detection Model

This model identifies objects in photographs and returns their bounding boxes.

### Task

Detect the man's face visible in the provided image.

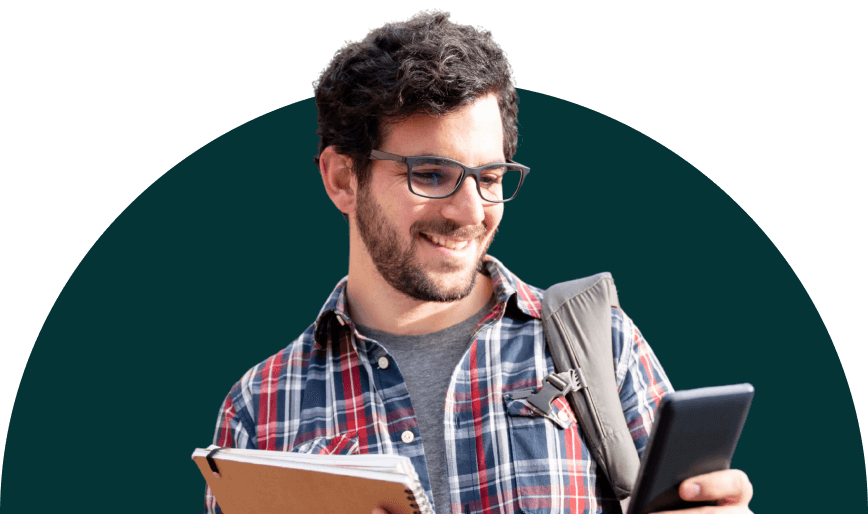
[354,93,505,302]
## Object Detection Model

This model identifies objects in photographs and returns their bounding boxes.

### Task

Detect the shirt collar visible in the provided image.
[312,255,542,350]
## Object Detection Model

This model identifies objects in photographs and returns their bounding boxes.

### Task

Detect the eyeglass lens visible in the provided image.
[409,158,523,201]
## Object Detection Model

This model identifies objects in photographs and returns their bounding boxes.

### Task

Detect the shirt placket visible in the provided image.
[357,333,436,510]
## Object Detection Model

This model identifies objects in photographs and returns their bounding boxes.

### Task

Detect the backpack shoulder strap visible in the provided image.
[542,272,639,509]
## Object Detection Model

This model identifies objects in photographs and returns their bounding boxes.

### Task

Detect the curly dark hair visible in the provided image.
[313,11,519,188]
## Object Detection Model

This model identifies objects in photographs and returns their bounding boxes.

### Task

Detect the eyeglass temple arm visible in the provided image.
[370,149,407,163]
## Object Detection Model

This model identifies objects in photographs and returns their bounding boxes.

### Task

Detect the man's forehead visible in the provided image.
[379,94,506,163]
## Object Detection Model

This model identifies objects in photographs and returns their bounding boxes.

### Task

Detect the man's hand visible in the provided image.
[654,469,753,514]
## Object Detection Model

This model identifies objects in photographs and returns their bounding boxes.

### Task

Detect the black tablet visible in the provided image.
[627,383,754,514]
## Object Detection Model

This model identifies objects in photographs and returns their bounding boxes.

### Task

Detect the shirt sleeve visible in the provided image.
[204,386,255,513]
[611,308,674,458]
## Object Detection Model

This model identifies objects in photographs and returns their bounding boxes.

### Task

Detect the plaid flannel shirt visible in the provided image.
[205,256,673,513]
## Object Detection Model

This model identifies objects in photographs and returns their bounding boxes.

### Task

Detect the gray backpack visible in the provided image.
[535,273,638,513]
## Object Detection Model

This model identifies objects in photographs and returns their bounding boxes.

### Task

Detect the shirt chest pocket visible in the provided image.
[503,389,582,514]
[289,430,360,455]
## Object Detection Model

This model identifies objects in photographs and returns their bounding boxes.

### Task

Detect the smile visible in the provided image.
[420,232,472,251]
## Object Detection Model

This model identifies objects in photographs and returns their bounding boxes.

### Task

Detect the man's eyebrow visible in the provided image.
[410,152,509,165]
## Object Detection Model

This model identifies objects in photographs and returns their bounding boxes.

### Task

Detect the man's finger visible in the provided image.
[680,469,753,505]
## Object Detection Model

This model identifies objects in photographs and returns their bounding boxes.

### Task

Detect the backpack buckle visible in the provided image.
[526,370,586,416]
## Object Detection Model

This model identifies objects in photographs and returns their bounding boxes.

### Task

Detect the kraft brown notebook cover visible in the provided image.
[192,446,433,514]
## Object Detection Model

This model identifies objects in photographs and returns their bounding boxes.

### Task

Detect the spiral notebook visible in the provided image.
[192,445,433,514]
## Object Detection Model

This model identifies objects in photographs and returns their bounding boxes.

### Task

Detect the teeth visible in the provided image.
[424,233,469,251]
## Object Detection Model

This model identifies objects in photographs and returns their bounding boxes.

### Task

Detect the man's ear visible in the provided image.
[319,146,358,217]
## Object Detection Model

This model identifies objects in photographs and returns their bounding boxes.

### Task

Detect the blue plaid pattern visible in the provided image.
[205,256,673,513]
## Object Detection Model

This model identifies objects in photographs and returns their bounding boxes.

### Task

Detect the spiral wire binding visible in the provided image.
[405,467,435,514]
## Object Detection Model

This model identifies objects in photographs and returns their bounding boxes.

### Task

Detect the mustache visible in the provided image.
[411,218,487,241]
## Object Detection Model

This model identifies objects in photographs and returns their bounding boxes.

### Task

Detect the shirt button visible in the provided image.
[377,356,390,369]
[558,410,570,423]
[401,430,415,444]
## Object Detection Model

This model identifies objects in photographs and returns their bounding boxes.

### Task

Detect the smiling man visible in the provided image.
[205,12,753,514]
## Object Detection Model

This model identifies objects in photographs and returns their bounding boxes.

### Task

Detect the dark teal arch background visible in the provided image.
[2,91,865,513]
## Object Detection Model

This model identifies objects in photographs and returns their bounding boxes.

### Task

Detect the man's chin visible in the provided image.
[424,259,472,275]
[406,265,481,303]
[407,283,476,303]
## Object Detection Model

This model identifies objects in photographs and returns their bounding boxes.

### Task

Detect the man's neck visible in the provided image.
[345,266,494,337]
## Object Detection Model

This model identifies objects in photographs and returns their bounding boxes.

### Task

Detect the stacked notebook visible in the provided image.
[192,445,433,514]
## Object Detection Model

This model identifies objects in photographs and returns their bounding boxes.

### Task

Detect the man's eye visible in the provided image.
[411,171,445,185]
[480,174,501,186]
[480,169,505,187]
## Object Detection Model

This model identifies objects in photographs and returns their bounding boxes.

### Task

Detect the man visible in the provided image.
[205,12,753,513]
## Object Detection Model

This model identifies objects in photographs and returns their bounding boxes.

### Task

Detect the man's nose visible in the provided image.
[439,175,487,226]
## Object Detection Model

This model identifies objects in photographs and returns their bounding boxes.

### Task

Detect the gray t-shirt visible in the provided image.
[356,297,494,513]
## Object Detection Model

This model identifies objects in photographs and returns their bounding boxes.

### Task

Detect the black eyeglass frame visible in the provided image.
[369,149,531,203]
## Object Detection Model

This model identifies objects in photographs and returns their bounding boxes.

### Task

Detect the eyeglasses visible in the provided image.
[369,149,530,203]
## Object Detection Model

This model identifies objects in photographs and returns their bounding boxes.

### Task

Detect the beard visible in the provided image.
[354,184,495,302]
